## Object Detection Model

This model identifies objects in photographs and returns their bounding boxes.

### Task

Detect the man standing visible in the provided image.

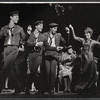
[0,11,31,93]
[25,21,63,95]
[43,23,67,94]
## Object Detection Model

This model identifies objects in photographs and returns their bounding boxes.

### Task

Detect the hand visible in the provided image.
[69,24,73,30]
[27,25,32,35]
[57,46,63,51]
[36,42,43,46]
[18,46,25,52]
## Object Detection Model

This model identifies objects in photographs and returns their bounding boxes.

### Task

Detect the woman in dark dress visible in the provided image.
[69,25,100,94]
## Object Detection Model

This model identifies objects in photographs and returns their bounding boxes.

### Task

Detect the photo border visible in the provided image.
[0,1,99,100]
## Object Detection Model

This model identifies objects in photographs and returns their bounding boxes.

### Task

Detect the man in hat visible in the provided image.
[25,21,63,95]
[43,23,67,94]
[0,11,31,94]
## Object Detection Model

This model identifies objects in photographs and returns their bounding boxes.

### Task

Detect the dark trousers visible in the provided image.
[26,52,42,90]
[0,46,18,90]
[10,61,27,91]
[45,56,57,91]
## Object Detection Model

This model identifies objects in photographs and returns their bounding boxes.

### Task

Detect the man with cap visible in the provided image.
[43,23,67,94]
[25,21,63,95]
[0,11,31,94]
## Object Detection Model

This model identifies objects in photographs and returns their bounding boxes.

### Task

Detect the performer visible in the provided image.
[69,24,100,95]
[43,23,67,94]
[25,21,63,95]
[0,11,31,94]
[10,39,28,95]
[59,45,76,93]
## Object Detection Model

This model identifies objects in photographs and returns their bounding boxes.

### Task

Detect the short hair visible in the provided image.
[84,27,93,36]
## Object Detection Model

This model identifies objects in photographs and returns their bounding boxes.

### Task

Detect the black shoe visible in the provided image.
[25,89,31,95]
[49,89,54,94]
[34,90,44,95]
[78,89,82,95]
[12,89,21,95]
[63,90,68,93]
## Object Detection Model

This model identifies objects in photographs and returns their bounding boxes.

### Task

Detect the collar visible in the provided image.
[32,31,42,38]
[5,24,17,29]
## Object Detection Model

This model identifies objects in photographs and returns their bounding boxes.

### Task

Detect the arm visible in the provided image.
[60,34,67,46]
[0,27,4,39]
[69,24,84,42]
[94,40,100,48]
[26,34,36,47]
[97,35,100,42]
[44,37,57,51]
[44,36,63,51]
[20,28,30,41]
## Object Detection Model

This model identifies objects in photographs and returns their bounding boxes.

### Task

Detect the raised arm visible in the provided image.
[69,24,83,42]
[97,35,100,42]
[94,40,100,48]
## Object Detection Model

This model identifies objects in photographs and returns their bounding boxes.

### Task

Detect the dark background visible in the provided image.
[0,4,100,49]
[0,3,100,63]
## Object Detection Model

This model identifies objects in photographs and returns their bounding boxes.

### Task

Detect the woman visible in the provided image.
[59,45,76,93]
[69,25,100,94]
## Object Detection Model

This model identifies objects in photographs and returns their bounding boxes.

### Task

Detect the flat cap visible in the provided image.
[34,20,43,26]
[67,45,73,49]
[9,11,19,16]
[49,23,58,28]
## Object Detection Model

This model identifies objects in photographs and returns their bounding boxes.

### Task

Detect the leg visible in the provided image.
[0,46,18,92]
[50,59,57,94]
[68,74,72,92]
[45,59,51,91]
[10,64,21,95]
[63,76,68,93]
[25,54,42,94]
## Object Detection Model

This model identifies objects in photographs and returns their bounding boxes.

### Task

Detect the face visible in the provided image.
[68,48,73,54]
[50,27,58,34]
[84,32,91,39]
[10,15,19,24]
[35,23,43,32]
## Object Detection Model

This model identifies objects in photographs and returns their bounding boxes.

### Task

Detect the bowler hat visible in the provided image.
[49,23,58,28]
[34,20,43,26]
[9,11,19,16]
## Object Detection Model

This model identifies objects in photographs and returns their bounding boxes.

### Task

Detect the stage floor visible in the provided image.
[0,89,99,98]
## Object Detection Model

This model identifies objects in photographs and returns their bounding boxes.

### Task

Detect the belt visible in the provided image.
[4,45,19,47]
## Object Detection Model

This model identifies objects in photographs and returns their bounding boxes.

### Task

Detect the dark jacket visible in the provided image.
[43,32,66,58]
[27,32,57,57]
[0,24,29,46]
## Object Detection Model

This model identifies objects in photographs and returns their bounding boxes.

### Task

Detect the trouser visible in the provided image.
[0,46,18,90]
[45,56,58,91]
[10,60,27,91]
[26,52,42,91]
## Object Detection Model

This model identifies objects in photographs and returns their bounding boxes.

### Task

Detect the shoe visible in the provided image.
[34,90,44,95]
[25,89,31,95]
[63,90,68,93]
[12,89,21,95]
[67,89,71,93]
[49,89,54,94]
